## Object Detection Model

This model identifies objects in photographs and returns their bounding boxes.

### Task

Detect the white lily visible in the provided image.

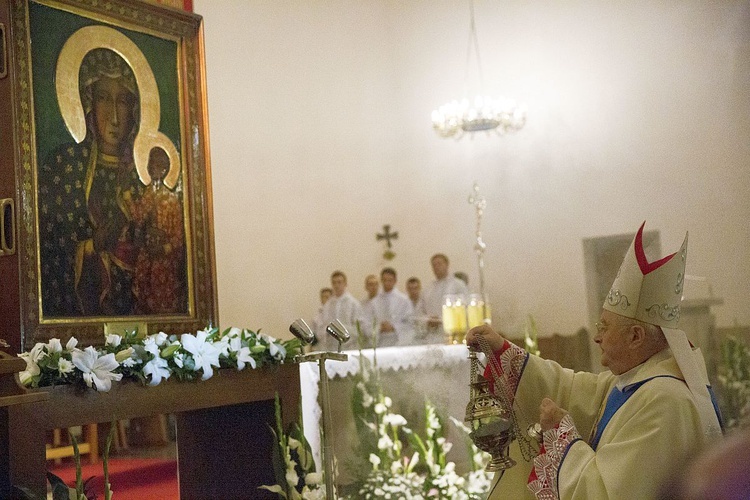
[47,338,63,353]
[304,472,322,485]
[236,346,257,370]
[269,341,287,360]
[19,342,50,385]
[301,487,325,500]
[143,336,160,357]
[18,352,40,386]
[72,346,122,392]
[259,334,286,360]
[214,338,230,357]
[383,413,407,427]
[143,355,171,386]
[153,332,169,346]
[105,334,122,347]
[65,337,78,351]
[180,330,221,380]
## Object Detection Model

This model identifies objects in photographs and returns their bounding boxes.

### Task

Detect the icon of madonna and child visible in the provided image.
[37,27,188,319]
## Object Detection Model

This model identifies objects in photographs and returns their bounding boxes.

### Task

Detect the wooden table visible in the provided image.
[2,363,300,499]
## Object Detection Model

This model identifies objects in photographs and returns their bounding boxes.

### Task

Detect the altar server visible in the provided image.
[423,254,469,332]
[363,267,414,347]
[313,271,363,351]
[467,222,722,500]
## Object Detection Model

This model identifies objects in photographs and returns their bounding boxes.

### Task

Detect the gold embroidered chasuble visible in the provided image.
[488,347,714,500]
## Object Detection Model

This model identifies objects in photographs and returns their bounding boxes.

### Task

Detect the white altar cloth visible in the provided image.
[299,343,470,473]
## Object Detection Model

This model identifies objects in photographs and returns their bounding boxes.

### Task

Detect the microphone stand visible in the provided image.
[296,343,348,499]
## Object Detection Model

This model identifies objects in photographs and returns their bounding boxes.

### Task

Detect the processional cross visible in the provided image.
[376,224,398,260]
[468,183,487,296]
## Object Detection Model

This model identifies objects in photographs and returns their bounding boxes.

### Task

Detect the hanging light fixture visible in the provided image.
[431,0,526,139]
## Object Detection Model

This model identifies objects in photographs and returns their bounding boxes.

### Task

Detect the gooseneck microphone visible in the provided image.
[289,318,315,344]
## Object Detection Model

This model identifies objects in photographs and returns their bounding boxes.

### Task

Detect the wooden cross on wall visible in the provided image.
[376,224,398,260]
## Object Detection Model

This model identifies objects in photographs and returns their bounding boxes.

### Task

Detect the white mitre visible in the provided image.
[603,222,722,438]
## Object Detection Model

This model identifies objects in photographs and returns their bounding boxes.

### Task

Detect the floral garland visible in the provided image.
[18,327,303,392]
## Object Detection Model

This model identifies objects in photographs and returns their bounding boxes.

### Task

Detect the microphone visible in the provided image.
[325,319,351,344]
[289,318,315,344]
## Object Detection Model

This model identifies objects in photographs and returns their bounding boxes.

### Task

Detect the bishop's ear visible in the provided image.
[627,323,647,349]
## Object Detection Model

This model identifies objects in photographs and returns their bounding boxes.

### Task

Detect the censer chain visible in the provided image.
[474,335,540,462]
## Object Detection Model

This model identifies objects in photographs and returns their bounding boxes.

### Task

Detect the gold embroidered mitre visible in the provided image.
[603,221,686,329]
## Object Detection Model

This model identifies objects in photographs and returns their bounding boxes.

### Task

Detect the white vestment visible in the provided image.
[313,291,363,351]
[423,276,469,318]
[362,288,414,347]
[488,345,718,500]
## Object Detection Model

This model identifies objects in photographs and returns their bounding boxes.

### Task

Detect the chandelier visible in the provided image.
[431,0,526,139]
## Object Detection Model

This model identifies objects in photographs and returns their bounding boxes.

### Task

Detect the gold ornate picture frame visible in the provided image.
[9,0,217,348]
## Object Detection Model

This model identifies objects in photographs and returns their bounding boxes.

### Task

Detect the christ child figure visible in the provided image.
[131,146,186,314]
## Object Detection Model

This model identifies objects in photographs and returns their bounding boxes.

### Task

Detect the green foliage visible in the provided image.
[260,393,324,499]
[718,336,750,430]
[524,314,541,357]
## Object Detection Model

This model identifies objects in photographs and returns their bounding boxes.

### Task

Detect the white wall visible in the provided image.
[194,0,750,340]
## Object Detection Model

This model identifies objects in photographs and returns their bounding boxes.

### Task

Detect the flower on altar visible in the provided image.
[180,330,221,380]
[72,346,123,392]
[143,354,171,386]
[344,347,493,499]
[18,326,304,393]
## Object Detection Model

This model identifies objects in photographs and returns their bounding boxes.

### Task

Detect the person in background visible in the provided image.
[362,268,414,347]
[423,254,469,335]
[320,287,333,306]
[406,277,425,313]
[361,274,379,308]
[466,222,722,500]
[313,272,362,351]
[406,276,430,343]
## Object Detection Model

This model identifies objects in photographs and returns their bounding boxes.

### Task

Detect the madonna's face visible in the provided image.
[93,76,136,155]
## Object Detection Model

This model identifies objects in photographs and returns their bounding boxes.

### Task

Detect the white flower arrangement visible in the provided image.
[345,349,493,499]
[18,327,302,392]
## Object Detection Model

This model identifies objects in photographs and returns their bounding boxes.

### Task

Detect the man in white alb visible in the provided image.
[313,271,363,351]
[361,274,379,308]
[406,277,425,314]
[423,254,469,338]
[363,267,414,347]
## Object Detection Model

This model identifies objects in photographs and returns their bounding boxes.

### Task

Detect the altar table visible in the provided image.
[299,343,473,485]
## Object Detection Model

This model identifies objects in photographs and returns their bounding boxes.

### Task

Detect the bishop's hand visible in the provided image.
[539,397,568,431]
[466,324,507,352]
